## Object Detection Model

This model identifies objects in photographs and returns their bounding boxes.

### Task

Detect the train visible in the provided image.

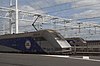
[65,37,86,54]
[66,37,100,55]
[0,29,71,54]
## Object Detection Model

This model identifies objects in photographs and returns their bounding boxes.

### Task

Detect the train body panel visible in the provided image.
[0,37,45,53]
[0,45,20,52]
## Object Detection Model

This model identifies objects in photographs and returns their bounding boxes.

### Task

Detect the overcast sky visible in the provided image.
[0,0,100,40]
[0,0,100,22]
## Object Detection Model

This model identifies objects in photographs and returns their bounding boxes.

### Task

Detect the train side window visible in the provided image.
[34,37,46,41]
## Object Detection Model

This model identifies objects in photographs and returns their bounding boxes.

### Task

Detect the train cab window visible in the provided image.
[81,38,85,41]
[53,33,64,40]
[81,38,86,43]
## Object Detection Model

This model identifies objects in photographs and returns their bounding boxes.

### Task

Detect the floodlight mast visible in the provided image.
[15,0,18,33]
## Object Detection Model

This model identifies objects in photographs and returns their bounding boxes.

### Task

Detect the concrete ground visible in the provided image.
[0,53,100,66]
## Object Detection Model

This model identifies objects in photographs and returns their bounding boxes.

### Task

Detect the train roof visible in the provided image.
[0,29,56,39]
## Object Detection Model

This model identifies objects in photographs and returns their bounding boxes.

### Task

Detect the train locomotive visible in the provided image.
[0,29,71,54]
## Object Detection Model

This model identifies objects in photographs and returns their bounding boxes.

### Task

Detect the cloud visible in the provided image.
[54,0,76,4]
[55,0,71,4]
[18,5,45,25]
[71,0,100,21]
[73,9,100,19]
[74,0,100,7]
[29,0,54,9]
[72,0,100,19]
[19,5,45,14]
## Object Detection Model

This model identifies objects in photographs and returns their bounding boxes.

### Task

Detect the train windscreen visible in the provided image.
[80,38,87,43]
[52,32,65,40]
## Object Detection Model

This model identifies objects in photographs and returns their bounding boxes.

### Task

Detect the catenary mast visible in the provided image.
[9,0,13,34]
